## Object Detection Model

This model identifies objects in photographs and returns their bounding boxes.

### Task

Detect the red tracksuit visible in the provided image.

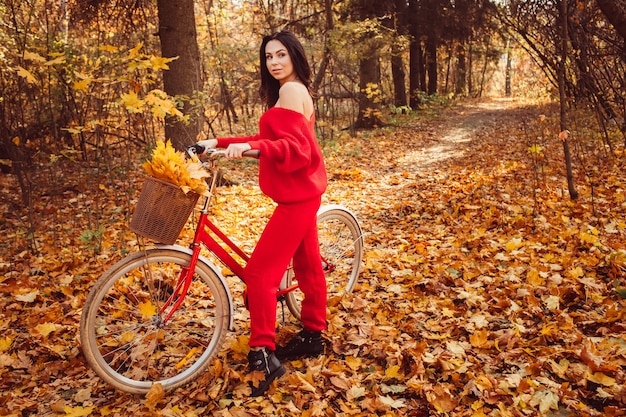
[217,107,328,350]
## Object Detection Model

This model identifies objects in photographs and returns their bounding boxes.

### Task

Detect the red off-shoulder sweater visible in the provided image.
[216,107,327,204]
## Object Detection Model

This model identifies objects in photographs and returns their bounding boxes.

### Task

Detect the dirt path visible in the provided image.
[331,97,549,226]
[395,98,541,172]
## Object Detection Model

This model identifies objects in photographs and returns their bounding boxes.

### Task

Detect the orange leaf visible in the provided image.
[580,339,603,371]
[470,328,489,348]
[144,382,165,410]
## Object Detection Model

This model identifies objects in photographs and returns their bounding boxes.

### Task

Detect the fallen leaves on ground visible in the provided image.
[1,98,625,416]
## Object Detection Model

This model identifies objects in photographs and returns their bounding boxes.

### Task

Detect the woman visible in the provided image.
[196,30,328,397]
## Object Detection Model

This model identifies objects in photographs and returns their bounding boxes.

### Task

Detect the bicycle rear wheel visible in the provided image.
[284,205,364,320]
[79,248,231,394]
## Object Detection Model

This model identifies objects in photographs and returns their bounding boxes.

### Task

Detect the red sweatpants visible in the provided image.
[244,195,327,351]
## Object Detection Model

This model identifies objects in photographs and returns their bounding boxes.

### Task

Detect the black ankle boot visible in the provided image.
[247,348,286,396]
[276,330,324,361]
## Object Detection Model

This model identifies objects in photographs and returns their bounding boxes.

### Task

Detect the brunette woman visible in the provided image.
[196,30,327,396]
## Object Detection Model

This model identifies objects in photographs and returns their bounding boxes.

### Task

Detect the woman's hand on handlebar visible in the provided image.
[224,143,252,159]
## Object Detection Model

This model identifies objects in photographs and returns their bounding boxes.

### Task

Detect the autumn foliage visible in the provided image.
[142,139,210,196]
[1,99,625,416]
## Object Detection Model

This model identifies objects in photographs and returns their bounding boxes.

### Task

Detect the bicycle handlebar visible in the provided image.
[187,144,260,159]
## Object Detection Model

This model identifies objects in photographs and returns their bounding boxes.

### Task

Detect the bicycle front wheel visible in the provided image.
[79,248,231,394]
[284,205,364,320]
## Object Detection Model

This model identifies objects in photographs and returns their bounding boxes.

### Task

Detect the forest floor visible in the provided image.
[1,97,625,416]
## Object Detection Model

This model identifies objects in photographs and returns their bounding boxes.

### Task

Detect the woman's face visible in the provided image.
[265,39,296,85]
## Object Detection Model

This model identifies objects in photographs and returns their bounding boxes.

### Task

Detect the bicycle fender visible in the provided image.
[156,244,235,331]
[318,204,364,237]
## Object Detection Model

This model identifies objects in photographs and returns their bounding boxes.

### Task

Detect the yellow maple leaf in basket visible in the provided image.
[143,139,210,196]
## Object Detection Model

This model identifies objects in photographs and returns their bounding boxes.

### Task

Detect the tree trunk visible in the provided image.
[426,36,438,95]
[478,40,489,98]
[352,0,384,129]
[455,41,466,96]
[391,54,407,107]
[156,0,203,151]
[312,0,334,93]
[409,39,423,108]
[355,55,383,129]
[505,37,512,96]
[558,0,579,200]
[389,0,408,108]
[407,0,423,108]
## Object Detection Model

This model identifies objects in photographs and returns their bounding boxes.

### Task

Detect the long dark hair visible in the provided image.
[259,30,312,109]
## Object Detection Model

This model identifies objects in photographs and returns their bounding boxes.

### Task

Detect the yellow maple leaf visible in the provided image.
[541,323,558,337]
[429,385,457,412]
[24,50,46,62]
[504,236,523,252]
[120,91,144,113]
[294,370,317,392]
[527,268,545,286]
[145,89,179,118]
[345,356,362,371]
[586,371,616,387]
[150,56,177,71]
[469,329,489,348]
[139,301,156,318]
[35,322,62,337]
[16,66,38,85]
[547,358,569,379]
[230,335,249,355]
[73,79,90,92]
[0,336,13,352]
[567,266,584,279]
[385,365,401,379]
[579,230,600,247]
[63,405,95,417]
[44,55,66,66]
[120,331,136,344]
[186,161,207,180]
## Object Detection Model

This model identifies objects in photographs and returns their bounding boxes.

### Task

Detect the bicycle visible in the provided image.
[79,148,364,394]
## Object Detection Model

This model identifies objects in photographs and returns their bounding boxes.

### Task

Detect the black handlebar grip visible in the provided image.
[189,143,206,155]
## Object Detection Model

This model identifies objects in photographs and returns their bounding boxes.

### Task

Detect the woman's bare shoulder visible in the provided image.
[277,82,313,117]
[279,81,309,96]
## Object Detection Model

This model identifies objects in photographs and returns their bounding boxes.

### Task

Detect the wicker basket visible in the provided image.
[130,177,199,244]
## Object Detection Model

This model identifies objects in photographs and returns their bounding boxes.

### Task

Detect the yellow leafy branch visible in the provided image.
[142,139,210,196]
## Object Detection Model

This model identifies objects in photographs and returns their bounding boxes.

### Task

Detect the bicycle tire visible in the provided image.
[284,205,364,320]
[79,248,231,394]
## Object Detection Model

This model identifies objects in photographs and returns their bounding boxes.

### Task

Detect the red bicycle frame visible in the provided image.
[157,150,332,323]
[159,208,305,322]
